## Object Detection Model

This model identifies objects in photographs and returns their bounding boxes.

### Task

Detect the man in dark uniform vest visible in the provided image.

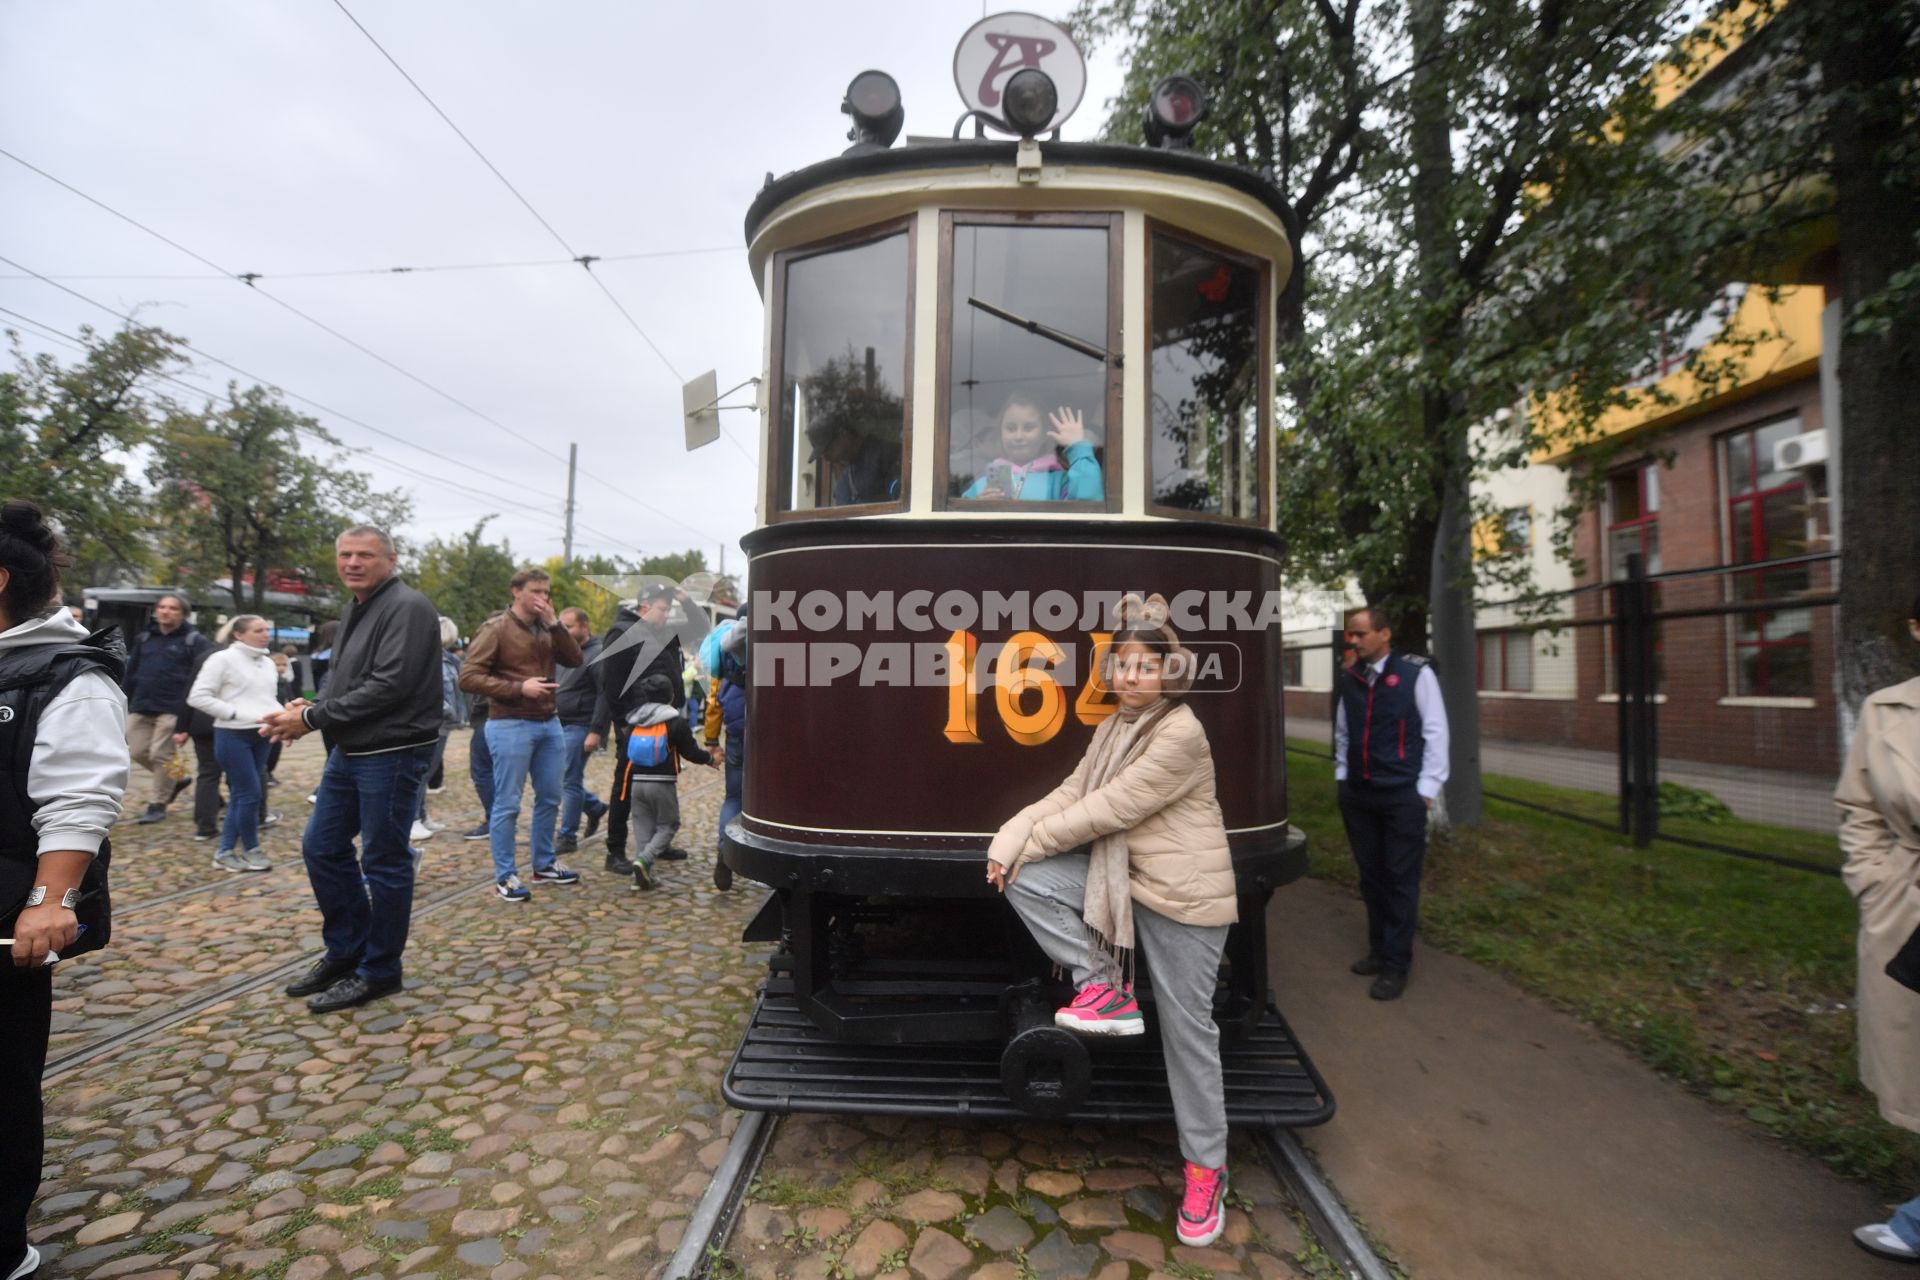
[1334,605,1449,1000]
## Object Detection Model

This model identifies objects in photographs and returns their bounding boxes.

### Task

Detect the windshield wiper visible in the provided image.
[967,297,1121,367]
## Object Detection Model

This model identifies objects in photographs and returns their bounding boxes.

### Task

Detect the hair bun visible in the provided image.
[1,500,56,553]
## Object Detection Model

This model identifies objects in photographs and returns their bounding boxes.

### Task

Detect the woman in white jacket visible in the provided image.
[188,614,281,872]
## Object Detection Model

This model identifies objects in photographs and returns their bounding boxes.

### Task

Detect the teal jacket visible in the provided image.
[962,439,1104,501]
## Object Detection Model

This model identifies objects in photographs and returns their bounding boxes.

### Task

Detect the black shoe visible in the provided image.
[604,854,635,876]
[285,954,360,998]
[1350,954,1386,976]
[135,802,168,825]
[660,846,689,862]
[462,824,490,841]
[555,835,578,854]
[307,973,403,1014]
[584,807,604,840]
[1368,969,1408,1001]
[193,830,217,841]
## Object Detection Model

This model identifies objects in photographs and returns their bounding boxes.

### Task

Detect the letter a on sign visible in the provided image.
[952,12,1086,134]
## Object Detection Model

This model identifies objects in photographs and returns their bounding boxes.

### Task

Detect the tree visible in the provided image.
[637,549,709,584]
[544,552,635,632]
[0,323,185,589]
[150,384,411,613]
[414,518,518,636]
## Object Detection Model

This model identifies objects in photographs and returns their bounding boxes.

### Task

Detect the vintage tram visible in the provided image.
[715,40,1331,1128]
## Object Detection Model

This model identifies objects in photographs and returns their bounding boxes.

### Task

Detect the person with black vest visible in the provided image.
[120,591,207,824]
[0,500,130,1280]
[1333,605,1449,1001]
[259,526,442,1014]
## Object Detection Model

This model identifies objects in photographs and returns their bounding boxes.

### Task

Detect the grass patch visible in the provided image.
[1285,741,1920,1195]
[330,1173,402,1206]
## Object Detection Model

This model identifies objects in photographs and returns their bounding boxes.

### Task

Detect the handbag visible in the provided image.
[1887,920,1920,995]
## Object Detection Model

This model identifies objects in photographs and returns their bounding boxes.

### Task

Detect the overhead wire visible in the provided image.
[0,244,739,283]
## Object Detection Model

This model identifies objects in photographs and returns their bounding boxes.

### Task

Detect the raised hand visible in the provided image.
[1046,407,1085,449]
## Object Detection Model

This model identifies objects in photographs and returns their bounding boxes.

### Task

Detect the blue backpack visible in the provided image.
[626,722,671,767]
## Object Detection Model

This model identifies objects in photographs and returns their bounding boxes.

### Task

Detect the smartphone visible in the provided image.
[984,460,1013,496]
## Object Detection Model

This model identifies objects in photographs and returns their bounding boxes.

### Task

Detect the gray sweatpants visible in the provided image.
[628,782,680,865]
[1006,852,1230,1168]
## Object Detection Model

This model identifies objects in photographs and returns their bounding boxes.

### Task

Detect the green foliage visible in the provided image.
[148,385,410,613]
[1658,781,1733,825]
[0,322,187,588]
[414,518,518,636]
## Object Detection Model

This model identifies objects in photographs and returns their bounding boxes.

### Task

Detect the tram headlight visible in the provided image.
[1143,74,1208,150]
[842,69,905,154]
[1000,68,1058,139]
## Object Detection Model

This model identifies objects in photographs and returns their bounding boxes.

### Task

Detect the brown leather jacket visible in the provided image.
[457,611,583,721]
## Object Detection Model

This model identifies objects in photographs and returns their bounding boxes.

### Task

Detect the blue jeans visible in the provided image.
[718,751,742,852]
[1893,1193,1920,1250]
[214,729,272,853]
[301,742,433,983]
[468,720,494,818]
[486,716,565,880]
[559,722,607,839]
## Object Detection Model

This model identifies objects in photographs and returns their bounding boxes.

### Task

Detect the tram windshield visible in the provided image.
[774,229,910,515]
[1148,230,1264,521]
[945,219,1115,507]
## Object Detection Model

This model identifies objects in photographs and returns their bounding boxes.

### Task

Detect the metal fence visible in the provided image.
[1283,551,1844,876]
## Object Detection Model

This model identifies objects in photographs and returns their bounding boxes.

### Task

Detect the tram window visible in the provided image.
[772,228,911,516]
[944,218,1116,508]
[1147,230,1266,522]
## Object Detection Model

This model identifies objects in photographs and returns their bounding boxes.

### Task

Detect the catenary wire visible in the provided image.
[0,244,739,283]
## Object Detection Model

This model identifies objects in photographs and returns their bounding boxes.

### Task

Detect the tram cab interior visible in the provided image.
[719,69,1330,1125]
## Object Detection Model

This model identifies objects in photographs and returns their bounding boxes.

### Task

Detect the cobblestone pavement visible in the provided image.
[36,736,1330,1279]
[36,734,767,1279]
[730,1118,1313,1279]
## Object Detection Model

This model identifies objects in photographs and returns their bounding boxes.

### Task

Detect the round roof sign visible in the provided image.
[953,11,1086,135]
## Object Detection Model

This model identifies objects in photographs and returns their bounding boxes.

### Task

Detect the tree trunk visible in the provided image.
[1408,0,1483,825]
[1820,0,1920,730]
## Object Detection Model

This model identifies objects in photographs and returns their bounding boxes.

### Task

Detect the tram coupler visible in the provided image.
[997,980,1090,1118]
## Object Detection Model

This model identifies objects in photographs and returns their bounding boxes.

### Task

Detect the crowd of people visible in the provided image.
[0,495,1914,1274]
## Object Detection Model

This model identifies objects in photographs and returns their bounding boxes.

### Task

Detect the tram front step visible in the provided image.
[722,978,1335,1126]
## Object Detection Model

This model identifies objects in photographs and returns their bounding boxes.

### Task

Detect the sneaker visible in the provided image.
[462,824,491,842]
[583,807,605,841]
[631,859,659,892]
[1854,1222,1920,1261]
[660,845,689,861]
[409,819,435,843]
[136,802,168,825]
[423,818,447,832]
[1054,982,1145,1036]
[241,848,272,872]
[555,835,579,854]
[6,1243,41,1280]
[496,874,531,902]
[259,811,282,830]
[532,864,581,885]
[411,845,424,875]
[1177,1162,1228,1247]
[426,784,445,795]
[193,830,217,842]
[266,775,281,788]
[604,853,635,876]
[1350,953,1386,976]
[306,792,318,805]
[212,849,250,874]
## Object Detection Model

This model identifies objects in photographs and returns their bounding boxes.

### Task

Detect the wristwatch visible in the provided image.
[24,886,82,910]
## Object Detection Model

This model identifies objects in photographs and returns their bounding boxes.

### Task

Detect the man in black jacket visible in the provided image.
[554,607,608,861]
[261,526,442,1014]
[120,593,207,824]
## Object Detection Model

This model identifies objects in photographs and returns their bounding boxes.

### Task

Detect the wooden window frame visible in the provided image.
[764,218,917,524]
[1142,220,1273,529]
[932,210,1124,514]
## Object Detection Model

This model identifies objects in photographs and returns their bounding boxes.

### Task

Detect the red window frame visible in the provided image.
[1722,423,1814,697]
[1476,630,1534,693]
[1606,463,1658,578]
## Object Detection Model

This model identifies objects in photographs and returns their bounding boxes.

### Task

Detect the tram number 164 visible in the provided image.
[943,630,1114,748]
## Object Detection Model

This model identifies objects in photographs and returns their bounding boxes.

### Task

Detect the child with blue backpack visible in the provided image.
[620,672,716,890]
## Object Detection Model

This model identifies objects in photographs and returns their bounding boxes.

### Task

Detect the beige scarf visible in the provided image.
[1077,696,1177,985]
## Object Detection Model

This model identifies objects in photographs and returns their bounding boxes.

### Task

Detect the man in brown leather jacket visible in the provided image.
[458,567,584,899]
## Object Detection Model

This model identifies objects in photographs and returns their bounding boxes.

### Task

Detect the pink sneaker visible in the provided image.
[1053,982,1145,1036]
[1178,1161,1228,1246]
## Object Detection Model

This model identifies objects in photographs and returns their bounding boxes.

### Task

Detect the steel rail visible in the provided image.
[663,1110,778,1279]
[1260,1126,1398,1280]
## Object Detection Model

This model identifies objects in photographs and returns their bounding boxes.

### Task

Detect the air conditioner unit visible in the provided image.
[1773,428,1829,471]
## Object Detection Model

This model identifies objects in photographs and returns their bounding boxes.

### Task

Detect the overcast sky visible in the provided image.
[2,1,1123,578]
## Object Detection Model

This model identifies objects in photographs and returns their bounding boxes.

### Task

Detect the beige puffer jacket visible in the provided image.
[992,702,1238,927]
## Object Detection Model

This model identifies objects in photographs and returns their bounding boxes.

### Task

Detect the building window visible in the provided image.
[1281,649,1305,688]
[1722,418,1826,698]
[1477,631,1534,692]
[1606,463,1660,577]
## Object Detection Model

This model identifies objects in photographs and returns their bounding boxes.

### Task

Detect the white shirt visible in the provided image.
[1332,651,1451,800]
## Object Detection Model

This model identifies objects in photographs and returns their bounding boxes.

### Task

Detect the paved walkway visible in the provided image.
[1270,879,1896,1280]
[1288,716,1839,832]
